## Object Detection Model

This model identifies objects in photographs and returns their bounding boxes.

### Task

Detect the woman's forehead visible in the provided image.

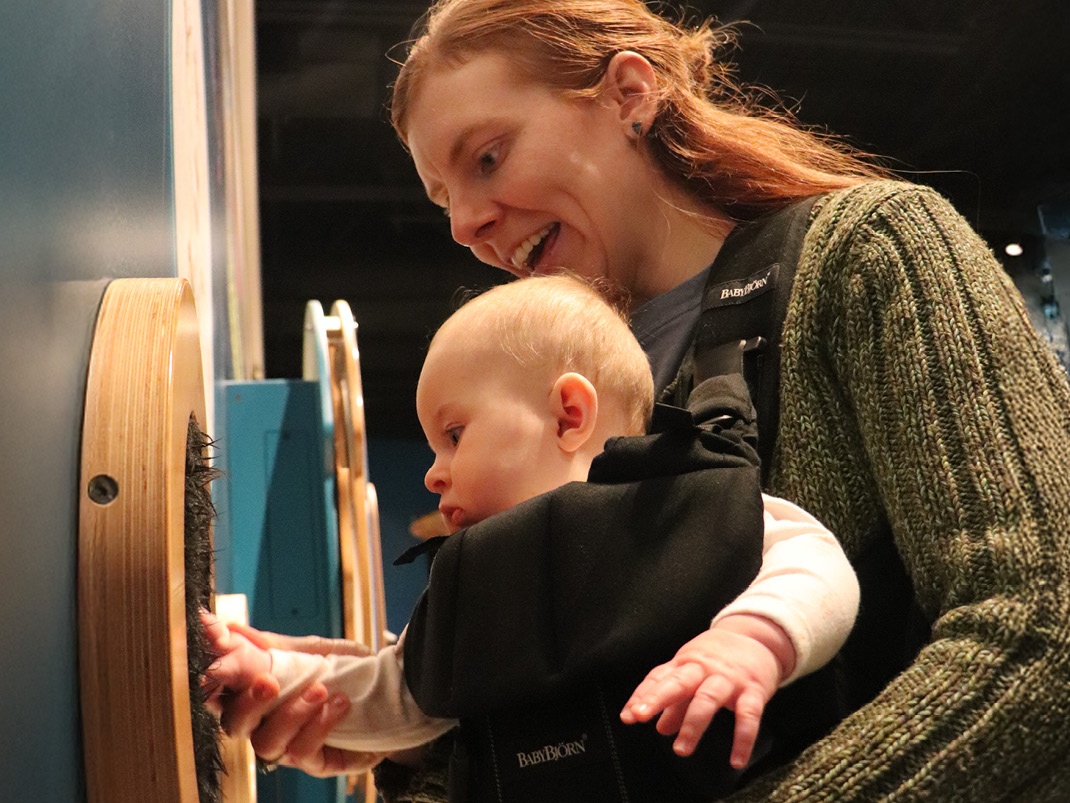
[405,53,563,145]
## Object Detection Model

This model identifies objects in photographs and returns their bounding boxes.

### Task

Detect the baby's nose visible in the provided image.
[424,461,448,493]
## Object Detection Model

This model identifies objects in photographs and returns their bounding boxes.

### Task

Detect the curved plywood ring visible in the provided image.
[302,299,336,472]
[305,299,388,802]
[78,278,205,803]
[365,482,392,645]
[329,301,374,651]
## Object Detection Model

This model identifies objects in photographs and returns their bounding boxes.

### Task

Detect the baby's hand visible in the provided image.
[201,609,274,718]
[619,615,792,769]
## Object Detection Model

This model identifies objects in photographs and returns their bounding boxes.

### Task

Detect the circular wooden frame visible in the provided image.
[78,279,208,803]
[302,301,389,654]
[303,299,388,802]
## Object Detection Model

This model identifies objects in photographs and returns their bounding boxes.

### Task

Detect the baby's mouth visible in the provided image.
[440,505,467,532]
[511,223,559,273]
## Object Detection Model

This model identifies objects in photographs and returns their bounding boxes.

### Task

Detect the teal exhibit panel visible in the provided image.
[216,380,342,636]
[216,378,348,803]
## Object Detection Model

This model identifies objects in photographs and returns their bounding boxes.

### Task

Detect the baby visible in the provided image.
[207,274,858,800]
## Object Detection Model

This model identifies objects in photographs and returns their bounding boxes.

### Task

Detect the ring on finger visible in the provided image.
[256,755,283,774]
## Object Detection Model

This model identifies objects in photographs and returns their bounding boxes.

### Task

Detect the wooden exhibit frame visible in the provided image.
[303,299,389,802]
[78,279,252,803]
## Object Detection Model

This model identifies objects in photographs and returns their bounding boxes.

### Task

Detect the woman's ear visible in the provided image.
[602,50,658,132]
[550,372,599,453]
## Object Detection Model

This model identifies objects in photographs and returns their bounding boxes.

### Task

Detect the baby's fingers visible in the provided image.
[728,687,766,769]
[620,669,666,723]
[671,674,735,757]
[200,609,233,652]
[621,663,705,724]
[653,699,688,737]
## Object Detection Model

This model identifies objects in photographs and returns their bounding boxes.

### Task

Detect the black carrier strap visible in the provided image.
[675,195,934,739]
[669,197,817,480]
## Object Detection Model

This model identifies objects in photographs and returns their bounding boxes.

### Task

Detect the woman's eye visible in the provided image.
[447,426,463,445]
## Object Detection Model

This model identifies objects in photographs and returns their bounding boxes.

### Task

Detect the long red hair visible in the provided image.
[391,0,887,221]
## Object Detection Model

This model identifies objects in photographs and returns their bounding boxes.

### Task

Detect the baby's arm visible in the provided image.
[204,616,456,753]
[715,494,860,682]
[621,494,859,767]
[266,630,456,752]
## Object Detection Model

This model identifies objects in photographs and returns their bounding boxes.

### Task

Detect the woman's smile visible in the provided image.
[511,222,559,274]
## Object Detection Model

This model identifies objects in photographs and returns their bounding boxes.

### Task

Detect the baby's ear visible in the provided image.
[551,372,598,453]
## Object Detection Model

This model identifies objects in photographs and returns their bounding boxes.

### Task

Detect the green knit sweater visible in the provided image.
[739,181,1070,801]
[380,181,1070,802]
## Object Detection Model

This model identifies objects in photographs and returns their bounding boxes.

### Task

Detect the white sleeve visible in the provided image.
[268,628,457,752]
[710,493,859,686]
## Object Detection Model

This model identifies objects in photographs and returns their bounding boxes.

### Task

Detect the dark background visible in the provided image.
[254,0,1070,440]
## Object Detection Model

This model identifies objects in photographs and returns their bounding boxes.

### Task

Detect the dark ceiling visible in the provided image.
[254,0,1070,440]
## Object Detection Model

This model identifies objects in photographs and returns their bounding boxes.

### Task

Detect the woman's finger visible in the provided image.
[221,678,280,738]
[226,620,275,650]
[230,624,373,658]
[220,673,280,738]
[248,682,328,760]
[309,746,383,778]
[279,695,388,778]
[283,693,351,766]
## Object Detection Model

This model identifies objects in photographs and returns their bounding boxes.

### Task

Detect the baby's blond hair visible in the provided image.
[436,274,655,436]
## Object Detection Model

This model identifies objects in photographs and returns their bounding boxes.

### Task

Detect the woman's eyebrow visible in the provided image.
[420,123,491,203]
[448,118,507,165]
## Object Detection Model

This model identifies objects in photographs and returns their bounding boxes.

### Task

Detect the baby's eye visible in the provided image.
[446,426,464,446]
[477,144,499,175]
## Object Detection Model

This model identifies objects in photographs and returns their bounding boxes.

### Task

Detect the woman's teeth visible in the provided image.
[511,224,555,271]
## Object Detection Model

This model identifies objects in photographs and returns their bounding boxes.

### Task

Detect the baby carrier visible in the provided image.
[400,198,873,801]
[403,377,773,803]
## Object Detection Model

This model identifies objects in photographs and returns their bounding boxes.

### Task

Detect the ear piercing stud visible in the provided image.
[631,121,643,137]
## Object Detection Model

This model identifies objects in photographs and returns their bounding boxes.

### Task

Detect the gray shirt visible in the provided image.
[630,267,710,395]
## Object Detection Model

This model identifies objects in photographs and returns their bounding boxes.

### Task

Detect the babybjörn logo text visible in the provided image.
[720,274,769,301]
[516,735,588,768]
[705,263,778,309]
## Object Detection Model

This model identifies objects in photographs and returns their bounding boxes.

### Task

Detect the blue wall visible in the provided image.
[0,3,435,798]
[368,439,440,635]
[0,1,176,798]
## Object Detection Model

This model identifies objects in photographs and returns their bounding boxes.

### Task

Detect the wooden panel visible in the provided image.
[79,279,205,803]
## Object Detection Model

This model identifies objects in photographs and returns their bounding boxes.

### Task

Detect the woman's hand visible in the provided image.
[250,685,386,777]
[248,679,426,777]
[619,614,793,769]
[205,617,389,776]
[201,616,376,775]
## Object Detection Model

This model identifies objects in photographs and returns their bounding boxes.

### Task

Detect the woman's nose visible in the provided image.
[449,193,499,247]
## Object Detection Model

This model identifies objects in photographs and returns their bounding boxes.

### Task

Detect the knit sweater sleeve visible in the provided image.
[735,181,1070,801]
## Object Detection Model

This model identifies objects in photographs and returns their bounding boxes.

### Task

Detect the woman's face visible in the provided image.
[405,51,663,295]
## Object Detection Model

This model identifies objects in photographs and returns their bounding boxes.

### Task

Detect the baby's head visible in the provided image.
[417,274,654,532]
